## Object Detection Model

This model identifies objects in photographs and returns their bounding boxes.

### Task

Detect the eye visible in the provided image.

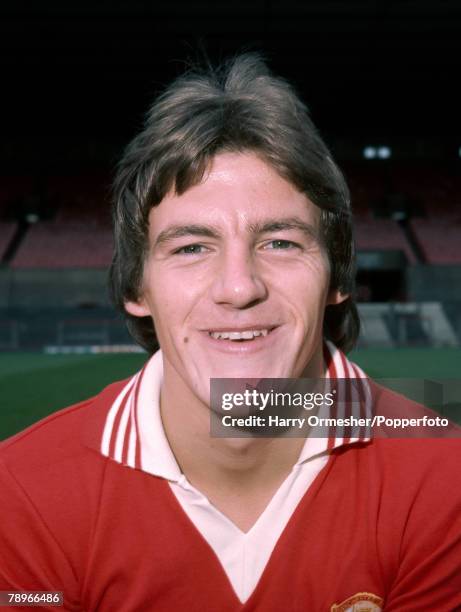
[264,239,299,250]
[173,244,207,255]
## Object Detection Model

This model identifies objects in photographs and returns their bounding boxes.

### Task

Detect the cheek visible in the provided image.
[280,278,330,329]
[275,261,330,301]
[143,268,202,327]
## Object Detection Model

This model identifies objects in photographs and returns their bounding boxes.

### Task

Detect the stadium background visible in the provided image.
[1,1,460,439]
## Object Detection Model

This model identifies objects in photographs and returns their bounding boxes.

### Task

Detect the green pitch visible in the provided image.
[1,348,460,440]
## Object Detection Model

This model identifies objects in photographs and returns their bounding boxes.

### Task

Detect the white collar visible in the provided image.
[100,341,372,479]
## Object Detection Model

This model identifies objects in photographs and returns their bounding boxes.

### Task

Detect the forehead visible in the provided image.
[147,152,320,235]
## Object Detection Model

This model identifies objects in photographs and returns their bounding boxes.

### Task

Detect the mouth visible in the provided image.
[202,326,280,352]
[208,328,271,341]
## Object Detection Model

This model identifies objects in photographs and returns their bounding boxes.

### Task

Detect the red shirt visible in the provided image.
[1,378,461,611]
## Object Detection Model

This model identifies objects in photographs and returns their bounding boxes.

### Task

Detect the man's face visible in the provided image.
[126,152,344,405]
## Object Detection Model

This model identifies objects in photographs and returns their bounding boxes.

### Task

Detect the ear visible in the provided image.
[124,298,151,318]
[326,289,349,306]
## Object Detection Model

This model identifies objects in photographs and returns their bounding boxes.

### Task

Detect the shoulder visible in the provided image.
[331,416,461,560]
[332,376,461,490]
[0,377,131,482]
[335,435,461,492]
[0,376,140,566]
[370,379,461,466]
[369,378,461,438]
[357,388,461,606]
[335,380,461,513]
[363,437,461,491]
[0,378,136,600]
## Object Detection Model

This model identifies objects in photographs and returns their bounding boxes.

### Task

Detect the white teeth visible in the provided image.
[209,329,270,340]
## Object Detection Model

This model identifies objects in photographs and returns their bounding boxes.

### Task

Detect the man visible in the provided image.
[1,54,460,611]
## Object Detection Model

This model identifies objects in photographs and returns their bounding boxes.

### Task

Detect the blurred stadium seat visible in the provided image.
[410,219,461,264]
[353,217,417,264]
[10,222,113,268]
[0,223,17,260]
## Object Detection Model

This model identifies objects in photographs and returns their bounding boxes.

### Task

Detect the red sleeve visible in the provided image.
[0,460,83,612]
[384,449,461,611]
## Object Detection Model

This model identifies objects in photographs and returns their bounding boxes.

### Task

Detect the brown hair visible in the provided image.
[110,53,359,353]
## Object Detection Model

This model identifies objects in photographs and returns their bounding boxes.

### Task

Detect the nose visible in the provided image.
[210,247,268,308]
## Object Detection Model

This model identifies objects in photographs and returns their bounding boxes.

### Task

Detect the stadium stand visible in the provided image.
[10,222,113,268]
[410,218,461,264]
[0,223,17,261]
[391,164,461,219]
[357,302,458,348]
[353,217,417,264]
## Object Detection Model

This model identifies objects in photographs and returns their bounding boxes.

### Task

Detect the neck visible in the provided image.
[159,346,326,491]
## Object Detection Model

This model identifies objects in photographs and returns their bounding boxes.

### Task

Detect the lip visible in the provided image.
[204,325,277,334]
[199,325,282,354]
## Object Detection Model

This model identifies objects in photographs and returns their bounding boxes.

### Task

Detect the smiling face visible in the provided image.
[125,151,346,407]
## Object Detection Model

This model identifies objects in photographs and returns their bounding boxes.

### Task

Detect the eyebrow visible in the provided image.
[153,216,320,249]
[248,217,320,240]
[154,224,221,249]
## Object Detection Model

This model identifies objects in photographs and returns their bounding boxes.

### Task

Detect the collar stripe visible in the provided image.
[113,383,134,463]
[324,342,338,449]
[101,365,147,470]
[100,344,372,475]
[339,350,352,445]
[101,376,136,458]
[132,364,147,470]
[121,402,133,466]
[353,362,373,440]
[346,349,365,442]
[121,419,130,465]
[328,343,344,448]
[324,341,372,447]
